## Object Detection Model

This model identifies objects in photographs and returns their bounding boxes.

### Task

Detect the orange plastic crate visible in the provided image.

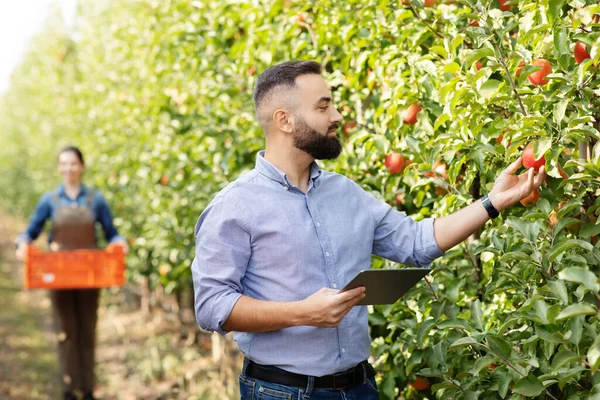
[24,244,125,289]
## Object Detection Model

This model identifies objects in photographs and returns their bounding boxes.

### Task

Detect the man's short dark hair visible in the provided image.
[253,61,322,124]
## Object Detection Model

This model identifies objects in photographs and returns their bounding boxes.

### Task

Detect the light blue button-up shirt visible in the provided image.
[192,151,443,376]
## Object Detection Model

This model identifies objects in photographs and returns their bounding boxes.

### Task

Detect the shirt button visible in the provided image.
[284,186,289,190]
[332,284,337,289]
[325,252,330,257]
[316,222,321,227]
[342,348,346,353]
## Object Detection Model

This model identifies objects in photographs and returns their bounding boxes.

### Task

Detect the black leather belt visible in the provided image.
[244,358,376,390]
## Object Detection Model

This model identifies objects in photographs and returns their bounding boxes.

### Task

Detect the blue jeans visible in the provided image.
[239,361,380,400]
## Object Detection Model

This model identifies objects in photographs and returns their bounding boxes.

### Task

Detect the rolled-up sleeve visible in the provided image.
[355,185,444,267]
[192,196,251,335]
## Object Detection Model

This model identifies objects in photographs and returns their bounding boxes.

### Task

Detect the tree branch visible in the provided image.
[406,1,445,40]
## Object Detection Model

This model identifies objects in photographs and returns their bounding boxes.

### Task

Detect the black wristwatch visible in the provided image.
[481,194,500,219]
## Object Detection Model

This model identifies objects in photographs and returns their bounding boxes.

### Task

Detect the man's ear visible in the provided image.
[273,109,294,134]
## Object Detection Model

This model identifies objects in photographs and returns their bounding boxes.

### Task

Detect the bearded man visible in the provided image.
[191,60,545,399]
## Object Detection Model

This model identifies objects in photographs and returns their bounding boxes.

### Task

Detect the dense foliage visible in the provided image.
[1,0,599,398]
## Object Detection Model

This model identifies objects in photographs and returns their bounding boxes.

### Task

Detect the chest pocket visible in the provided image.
[52,190,97,250]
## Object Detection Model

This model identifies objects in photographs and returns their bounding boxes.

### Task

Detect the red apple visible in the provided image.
[469,20,480,27]
[499,0,512,11]
[433,160,447,178]
[520,188,540,207]
[475,60,483,71]
[435,186,448,195]
[424,0,437,6]
[343,121,357,136]
[522,144,546,170]
[409,377,430,390]
[496,129,509,143]
[403,103,422,124]
[574,42,591,64]
[159,264,171,276]
[385,153,406,174]
[528,59,552,86]
[425,160,447,179]
[395,193,405,205]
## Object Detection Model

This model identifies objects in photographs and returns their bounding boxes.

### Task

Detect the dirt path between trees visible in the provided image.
[0,213,241,400]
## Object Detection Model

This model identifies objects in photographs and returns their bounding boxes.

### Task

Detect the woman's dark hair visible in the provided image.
[59,146,85,165]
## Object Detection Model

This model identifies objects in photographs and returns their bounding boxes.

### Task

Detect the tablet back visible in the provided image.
[342,268,432,305]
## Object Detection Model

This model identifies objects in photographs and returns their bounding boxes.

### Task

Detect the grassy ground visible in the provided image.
[0,214,241,399]
[0,217,59,399]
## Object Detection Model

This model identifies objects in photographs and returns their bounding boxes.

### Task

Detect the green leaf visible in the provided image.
[373,137,386,154]
[487,335,512,360]
[558,267,600,292]
[431,381,456,393]
[536,324,564,344]
[479,79,503,100]
[557,201,583,219]
[535,137,553,161]
[506,217,540,243]
[553,100,568,125]
[470,299,483,331]
[551,350,583,370]
[473,355,496,375]
[380,370,397,399]
[464,47,495,70]
[588,336,600,373]
[430,45,448,58]
[555,304,597,320]
[553,27,570,70]
[581,221,600,238]
[537,198,552,215]
[513,374,545,397]
[568,316,584,346]
[550,240,595,262]
[554,218,581,236]
[434,113,451,131]
[368,312,387,326]
[533,299,550,325]
[548,0,566,23]
[417,318,436,343]
[417,368,444,378]
[444,62,461,74]
[434,341,447,368]
[490,368,512,398]
[436,318,471,330]
[450,336,478,350]
[548,280,569,305]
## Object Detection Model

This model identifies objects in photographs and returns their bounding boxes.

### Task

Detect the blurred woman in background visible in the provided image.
[15,146,128,400]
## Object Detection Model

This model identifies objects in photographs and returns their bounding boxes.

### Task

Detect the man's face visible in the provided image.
[291,74,343,160]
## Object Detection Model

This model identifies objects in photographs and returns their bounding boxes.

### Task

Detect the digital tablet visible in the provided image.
[341,268,432,305]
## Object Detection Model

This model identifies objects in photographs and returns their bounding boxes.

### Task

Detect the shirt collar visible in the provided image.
[255,151,323,188]
[57,184,88,198]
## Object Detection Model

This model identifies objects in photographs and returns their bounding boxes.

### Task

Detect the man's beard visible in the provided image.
[292,116,342,160]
